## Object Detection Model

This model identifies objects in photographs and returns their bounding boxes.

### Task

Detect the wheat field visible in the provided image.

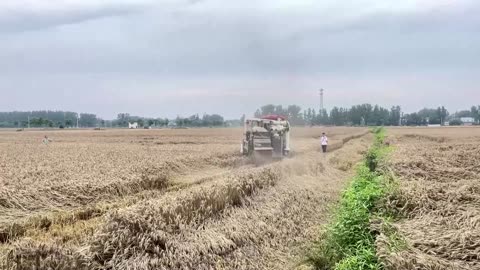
[0,127,370,269]
[377,127,480,270]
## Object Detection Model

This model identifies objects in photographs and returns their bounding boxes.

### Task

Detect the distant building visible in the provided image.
[461,117,475,126]
[129,122,139,129]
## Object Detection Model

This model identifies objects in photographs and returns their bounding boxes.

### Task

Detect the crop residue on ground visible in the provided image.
[377,127,480,270]
[0,127,370,269]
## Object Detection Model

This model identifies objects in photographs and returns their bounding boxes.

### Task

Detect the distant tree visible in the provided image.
[405,113,425,126]
[155,118,167,127]
[455,110,473,118]
[286,105,301,118]
[330,107,342,126]
[438,106,448,125]
[175,116,183,127]
[259,104,275,116]
[65,119,74,127]
[389,106,402,126]
[116,113,130,127]
[305,108,314,125]
[202,114,224,126]
[287,105,303,125]
[190,114,202,127]
[371,105,389,126]
[348,105,363,126]
[274,105,285,115]
[30,117,48,127]
[361,104,373,125]
[471,106,480,123]
[79,113,98,127]
[449,119,463,126]
[314,109,329,125]
[240,114,246,124]
[0,110,82,128]
[417,108,437,124]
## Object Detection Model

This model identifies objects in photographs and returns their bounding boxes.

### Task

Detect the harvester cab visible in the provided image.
[241,115,291,163]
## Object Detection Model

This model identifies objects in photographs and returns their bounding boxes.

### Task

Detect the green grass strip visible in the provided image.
[308,127,390,270]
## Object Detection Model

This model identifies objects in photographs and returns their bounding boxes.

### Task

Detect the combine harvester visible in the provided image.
[241,115,291,164]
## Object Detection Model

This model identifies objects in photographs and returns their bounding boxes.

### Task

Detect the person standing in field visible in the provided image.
[43,135,51,145]
[321,132,328,153]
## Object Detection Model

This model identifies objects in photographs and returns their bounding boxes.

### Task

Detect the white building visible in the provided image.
[461,117,475,126]
[129,122,139,129]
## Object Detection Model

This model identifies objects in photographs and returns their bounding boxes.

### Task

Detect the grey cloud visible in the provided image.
[0,0,479,118]
[0,2,150,33]
[3,5,478,76]
[334,4,480,33]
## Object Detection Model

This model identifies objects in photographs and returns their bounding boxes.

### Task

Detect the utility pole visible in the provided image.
[319,89,324,112]
[28,115,30,129]
[76,113,79,128]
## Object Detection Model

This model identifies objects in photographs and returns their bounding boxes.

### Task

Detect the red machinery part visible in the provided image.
[261,114,287,121]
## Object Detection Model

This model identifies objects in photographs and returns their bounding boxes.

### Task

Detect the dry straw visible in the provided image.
[377,132,480,270]
[0,128,370,269]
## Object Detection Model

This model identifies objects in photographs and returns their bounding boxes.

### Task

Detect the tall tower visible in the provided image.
[319,88,324,113]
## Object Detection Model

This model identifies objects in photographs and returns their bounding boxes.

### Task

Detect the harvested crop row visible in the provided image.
[0,128,365,224]
[4,167,279,269]
[0,153,251,247]
[0,127,370,269]
[377,128,480,270]
[0,148,243,223]
[6,141,369,270]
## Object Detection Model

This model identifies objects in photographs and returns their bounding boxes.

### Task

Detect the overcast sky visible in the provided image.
[0,0,479,119]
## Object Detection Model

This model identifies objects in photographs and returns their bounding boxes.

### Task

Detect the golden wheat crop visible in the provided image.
[377,127,480,270]
[0,127,369,269]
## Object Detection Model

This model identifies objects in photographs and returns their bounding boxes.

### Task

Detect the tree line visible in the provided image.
[115,113,226,128]
[253,104,402,126]
[0,111,231,128]
[253,104,480,126]
[1,105,479,128]
[114,113,169,128]
[0,111,98,128]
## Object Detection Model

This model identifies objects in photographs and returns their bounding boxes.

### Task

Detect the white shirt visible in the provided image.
[321,136,328,145]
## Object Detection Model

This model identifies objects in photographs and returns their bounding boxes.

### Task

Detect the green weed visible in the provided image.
[308,128,391,270]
